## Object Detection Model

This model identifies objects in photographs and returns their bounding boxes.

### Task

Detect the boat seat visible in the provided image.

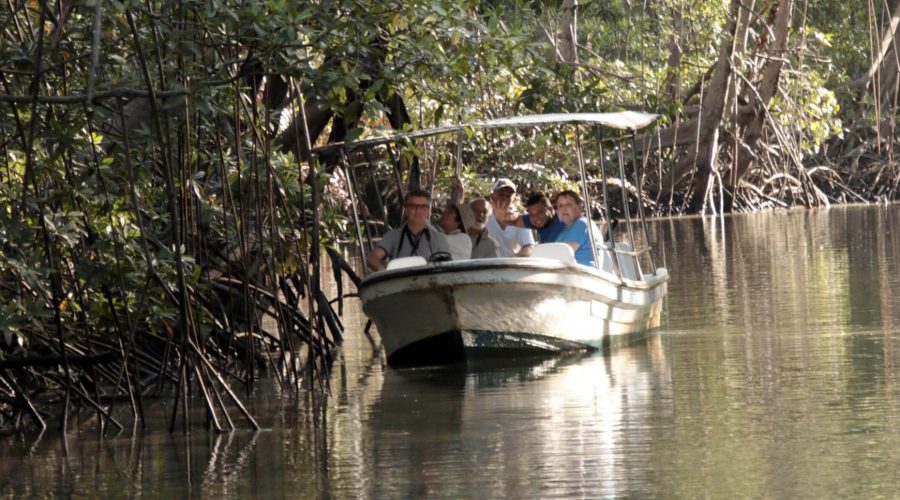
[532,243,576,263]
[386,256,427,270]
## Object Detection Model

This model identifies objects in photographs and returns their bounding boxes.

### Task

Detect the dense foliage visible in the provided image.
[0,0,894,432]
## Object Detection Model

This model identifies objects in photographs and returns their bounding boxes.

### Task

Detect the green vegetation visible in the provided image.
[0,0,896,433]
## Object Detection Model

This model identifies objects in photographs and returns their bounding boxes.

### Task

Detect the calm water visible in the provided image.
[3,205,900,498]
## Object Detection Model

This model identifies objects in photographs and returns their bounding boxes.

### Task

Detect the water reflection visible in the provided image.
[3,206,900,497]
[362,339,670,498]
[652,206,900,498]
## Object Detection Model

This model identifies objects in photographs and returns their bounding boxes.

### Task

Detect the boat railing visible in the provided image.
[597,241,655,281]
[597,242,651,257]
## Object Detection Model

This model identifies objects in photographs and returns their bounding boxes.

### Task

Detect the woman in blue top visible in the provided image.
[554,190,601,267]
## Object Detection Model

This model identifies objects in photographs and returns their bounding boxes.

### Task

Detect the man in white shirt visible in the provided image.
[485,178,534,257]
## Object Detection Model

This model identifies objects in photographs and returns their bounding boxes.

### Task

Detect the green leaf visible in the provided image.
[344,128,364,144]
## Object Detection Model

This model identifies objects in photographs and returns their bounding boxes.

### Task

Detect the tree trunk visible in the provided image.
[276,98,333,160]
[663,7,683,102]
[849,0,900,113]
[725,0,794,206]
[654,0,747,206]
[558,0,578,64]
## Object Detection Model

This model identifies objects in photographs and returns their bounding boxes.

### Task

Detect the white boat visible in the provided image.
[360,245,667,366]
[321,112,669,366]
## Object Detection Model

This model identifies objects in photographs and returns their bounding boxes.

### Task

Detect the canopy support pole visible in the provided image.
[575,125,600,269]
[339,150,370,279]
[617,142,641,277]
[362,148,390,234]
[597,130,622,278]
[632,135,656,272]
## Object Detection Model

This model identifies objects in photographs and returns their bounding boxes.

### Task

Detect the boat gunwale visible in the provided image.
[359,257,669,292]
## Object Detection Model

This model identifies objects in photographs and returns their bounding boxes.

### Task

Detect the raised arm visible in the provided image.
[490,196,525,228]
[450,176,465,205]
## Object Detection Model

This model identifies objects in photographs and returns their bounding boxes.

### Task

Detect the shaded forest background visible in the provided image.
[1,0,899,433]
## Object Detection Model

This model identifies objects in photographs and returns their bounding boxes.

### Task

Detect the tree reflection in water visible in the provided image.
[3,207,900,498]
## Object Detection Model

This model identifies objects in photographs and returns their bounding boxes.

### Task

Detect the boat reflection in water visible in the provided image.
[363,335,670,498]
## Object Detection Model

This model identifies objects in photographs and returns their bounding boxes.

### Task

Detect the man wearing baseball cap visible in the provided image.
[486,178,534,257]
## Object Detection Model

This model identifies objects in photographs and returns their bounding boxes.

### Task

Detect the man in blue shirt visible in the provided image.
[522,192,566,243]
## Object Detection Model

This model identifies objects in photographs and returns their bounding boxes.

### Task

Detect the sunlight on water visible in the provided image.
[2,205,900,498]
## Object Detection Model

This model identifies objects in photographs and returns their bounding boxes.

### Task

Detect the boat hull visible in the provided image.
[359,258,668,367]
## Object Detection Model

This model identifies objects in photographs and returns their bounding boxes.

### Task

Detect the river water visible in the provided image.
[2,205,900,498]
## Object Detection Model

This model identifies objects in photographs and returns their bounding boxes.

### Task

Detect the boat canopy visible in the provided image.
[477,111,658,131]
[311,111,658,155]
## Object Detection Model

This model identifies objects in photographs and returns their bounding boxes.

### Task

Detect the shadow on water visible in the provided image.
[371,338,668,403]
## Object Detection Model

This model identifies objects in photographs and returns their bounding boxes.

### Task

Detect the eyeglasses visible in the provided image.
[405,203,430,211]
